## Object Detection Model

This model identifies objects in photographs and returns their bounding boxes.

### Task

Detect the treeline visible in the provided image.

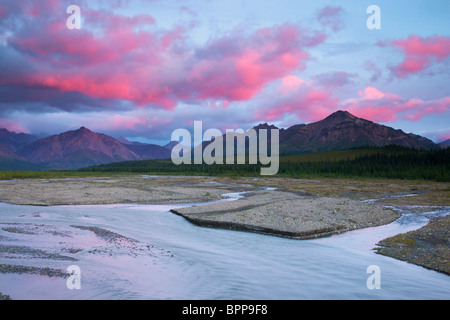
[0,170,129,181]
[80,147,450,182]
[279,148,449,181]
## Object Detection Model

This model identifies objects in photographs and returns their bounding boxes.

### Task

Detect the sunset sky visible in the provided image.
[0,0,449,145]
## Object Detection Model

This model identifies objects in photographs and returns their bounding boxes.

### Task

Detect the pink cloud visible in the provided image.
[184,24,324,101]
[0,118,28,133]
[279,75,306,94]
[256,80,450,125]
[254,79,339,122]
[384,35,450,78]
[95,114,149,131]
[358,86,385,100]
[3,7,182,109]
[438,133,450,142]
[10,11,158,68]
[261,94,338,123]
[3,2,325,110]
[343,86,450,123]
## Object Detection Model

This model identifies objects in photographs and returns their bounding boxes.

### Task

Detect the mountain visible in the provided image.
[253,123,279,131]
[117,137,147,146]
[123,143,171,160]
[2,111,440,170]
[17,127,141,169]
[164,141,180,150]
[0,143,43,170]
[438,139,450,149]
[0,143,20,159]
[278,110,437,154]
[117,137,133,145]
[196,110,437,157]
[0,128,37,152]
[116,137,170,159]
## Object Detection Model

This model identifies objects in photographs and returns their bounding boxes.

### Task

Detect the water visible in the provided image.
[0,195,449,300]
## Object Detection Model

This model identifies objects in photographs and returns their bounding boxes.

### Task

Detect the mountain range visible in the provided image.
[0,127,171,170]
[277,110,437,153]
[0,128,37,152]
[0,110,446,170]
[438,139,450,149]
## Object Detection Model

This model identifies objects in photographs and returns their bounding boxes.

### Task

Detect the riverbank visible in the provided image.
[376,214,449,275]
[0,175,243,206]
[0,175,448,207]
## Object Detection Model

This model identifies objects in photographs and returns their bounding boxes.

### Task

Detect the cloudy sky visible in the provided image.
[0,0,449,144]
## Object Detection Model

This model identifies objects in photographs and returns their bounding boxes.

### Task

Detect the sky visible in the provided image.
[0,0,449,145]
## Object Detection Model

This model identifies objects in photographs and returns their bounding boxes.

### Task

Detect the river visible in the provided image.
[0,192,448,300]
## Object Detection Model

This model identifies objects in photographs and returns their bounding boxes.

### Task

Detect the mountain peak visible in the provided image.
[438,139,450,148]
[326,110,356,120]
[71,126,96,137]
[253,123,279,130]
[17,127,142,169]
[76,126,92,133]
[0,127,21,135]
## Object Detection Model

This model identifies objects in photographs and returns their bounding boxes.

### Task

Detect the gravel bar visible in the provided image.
[0,264,69,278]
[376,215,450,275]
[171,188,400,240]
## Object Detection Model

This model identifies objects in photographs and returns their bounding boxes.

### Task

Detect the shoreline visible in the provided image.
[375,214,449,276]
